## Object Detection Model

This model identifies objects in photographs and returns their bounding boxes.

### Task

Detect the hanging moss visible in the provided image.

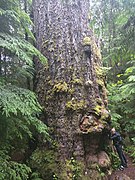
[45,81,76,101]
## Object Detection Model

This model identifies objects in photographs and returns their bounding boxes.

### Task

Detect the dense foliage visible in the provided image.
[0,0,135,179]
[0,0,49,179]
[90,0,135,159]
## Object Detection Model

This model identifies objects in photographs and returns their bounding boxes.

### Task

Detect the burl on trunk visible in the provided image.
[33,0,111,179]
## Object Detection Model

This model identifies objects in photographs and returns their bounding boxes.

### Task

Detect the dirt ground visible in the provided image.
[108,154,135,180]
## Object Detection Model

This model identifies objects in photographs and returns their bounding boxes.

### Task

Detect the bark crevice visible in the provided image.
[33,0,111,179]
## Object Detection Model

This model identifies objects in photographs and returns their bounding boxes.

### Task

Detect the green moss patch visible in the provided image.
[83,37,91,46]
[52,81,68,93]
[66,99,87,111]
[71,78,83,85]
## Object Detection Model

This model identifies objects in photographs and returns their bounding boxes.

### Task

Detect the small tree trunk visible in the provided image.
[33,0,111,179]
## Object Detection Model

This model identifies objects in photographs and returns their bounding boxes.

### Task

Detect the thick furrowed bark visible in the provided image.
[33,0,111,179]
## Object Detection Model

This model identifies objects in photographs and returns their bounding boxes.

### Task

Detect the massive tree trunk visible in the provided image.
[33,0,111,179]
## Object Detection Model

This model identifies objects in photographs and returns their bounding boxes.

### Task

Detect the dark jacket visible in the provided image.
[110,132,122,146]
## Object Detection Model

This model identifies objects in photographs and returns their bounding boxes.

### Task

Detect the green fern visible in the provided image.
[0,84,41,116]
[0,33,47,65]
[0,0,50,179]
[0,84,50,141]
[0,150,31,180]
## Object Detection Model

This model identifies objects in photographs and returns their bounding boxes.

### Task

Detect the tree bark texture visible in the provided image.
[33,0,111,179]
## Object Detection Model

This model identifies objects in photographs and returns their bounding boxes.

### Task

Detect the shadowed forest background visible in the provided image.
[0,0,135,179]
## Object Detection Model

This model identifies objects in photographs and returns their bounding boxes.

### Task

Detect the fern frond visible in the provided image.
[0,151,31,180]
[29,118,50,141]
[0,84,41,117]
[0,84,50,141]
[0,9,20,23]
[128,75,135,82]
[120,83,135,97]
[24,27,36,41]
[0,33,47,65]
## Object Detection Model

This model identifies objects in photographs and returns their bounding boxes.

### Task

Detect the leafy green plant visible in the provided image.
[0,1,50,179]
[29,149,58,179]
[0,33,47,65]
[96,164,105,177]
[0,0,47,87]
[125,145,135,163]
[106,146,120,170]
[110,151,120,169]
[0,83,50,179]
[0,151,31,180]
[30,172,43,180]
[65,157,83,180]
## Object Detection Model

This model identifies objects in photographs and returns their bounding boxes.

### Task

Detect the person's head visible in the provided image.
[111,127,116,134]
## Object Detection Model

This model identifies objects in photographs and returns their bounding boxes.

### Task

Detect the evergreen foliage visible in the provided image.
[0,0,49,179]
[0,151,31,180]
[0,33,46,65]
[90,0,135,153]
[0,0,135,178]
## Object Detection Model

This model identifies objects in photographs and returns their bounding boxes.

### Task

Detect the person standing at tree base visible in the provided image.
[110,128,127,170]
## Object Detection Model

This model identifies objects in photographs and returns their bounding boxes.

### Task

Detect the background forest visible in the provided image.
[0,0,135,179]
[90,0,135,154]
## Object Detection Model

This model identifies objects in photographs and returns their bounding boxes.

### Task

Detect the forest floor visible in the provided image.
[108,154,135,180]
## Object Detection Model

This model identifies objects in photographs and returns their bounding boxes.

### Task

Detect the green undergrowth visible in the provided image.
[0,84,50,180]
[29,148,58,180]
[0,150,31,180]
[29,150,84,180]
[105,146,119,170]
[96,164,105,178]
[125,143,135,163]
[62,157,84,180]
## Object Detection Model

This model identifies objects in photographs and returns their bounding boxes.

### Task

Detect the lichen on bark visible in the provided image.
[33,0,111,179]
